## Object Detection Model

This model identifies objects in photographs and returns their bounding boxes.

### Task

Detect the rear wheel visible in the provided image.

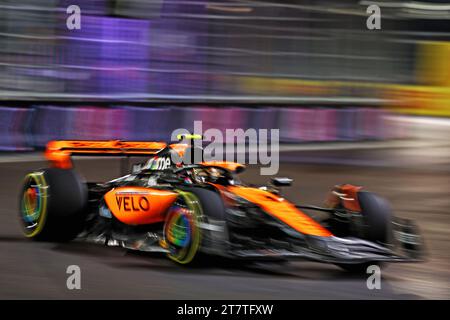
[19,168,88,241]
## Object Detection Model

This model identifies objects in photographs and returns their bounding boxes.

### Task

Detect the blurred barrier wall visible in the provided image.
[0,105,404,151]
[0,1,444,151]
[0,107,33,151]
[0,1,448,117]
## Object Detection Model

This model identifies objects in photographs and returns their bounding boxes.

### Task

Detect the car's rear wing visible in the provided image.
[45,140,168,169]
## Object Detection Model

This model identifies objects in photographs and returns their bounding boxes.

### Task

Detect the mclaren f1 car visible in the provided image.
[19,135,424,272]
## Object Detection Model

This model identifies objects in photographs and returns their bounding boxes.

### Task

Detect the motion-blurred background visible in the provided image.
[0,0,449,300]
[0,0,448,149]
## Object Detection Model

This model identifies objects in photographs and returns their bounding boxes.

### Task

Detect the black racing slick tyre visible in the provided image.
[19,168,88,242]
[338,191,393,274]
[358,191,393,244]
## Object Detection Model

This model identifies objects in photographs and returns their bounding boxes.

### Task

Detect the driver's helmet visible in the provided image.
[207,167,221,179]
[192,168,207,184]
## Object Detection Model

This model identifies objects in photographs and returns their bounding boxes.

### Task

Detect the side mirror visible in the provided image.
[271,177,293,187]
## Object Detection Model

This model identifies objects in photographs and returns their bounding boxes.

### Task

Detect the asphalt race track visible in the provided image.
[0,146,449,299]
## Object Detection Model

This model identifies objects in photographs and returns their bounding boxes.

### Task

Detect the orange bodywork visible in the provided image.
[201,161,245,173]
[104,187,177,225]
[45,140,167,169]
[45,140,331,236]
[326,184,362,212]
[227,186,332,237]
[168,143,188,161]
[168,143,246,173]
[45,140,246,173]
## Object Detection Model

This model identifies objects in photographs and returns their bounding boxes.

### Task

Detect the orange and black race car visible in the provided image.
[19,135,424,272]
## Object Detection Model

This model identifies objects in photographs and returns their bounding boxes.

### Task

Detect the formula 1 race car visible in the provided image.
[19,135,424,272]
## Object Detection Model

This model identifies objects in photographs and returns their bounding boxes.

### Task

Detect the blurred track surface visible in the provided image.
[0,151,449,299]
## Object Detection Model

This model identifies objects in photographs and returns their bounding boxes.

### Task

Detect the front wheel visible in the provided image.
[162,191,203,264]
[337,191,393,273]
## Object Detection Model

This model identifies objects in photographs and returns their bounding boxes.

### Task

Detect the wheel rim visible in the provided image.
[166,207,192,247]
[20,172,48,237]
[163,192,202,264]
